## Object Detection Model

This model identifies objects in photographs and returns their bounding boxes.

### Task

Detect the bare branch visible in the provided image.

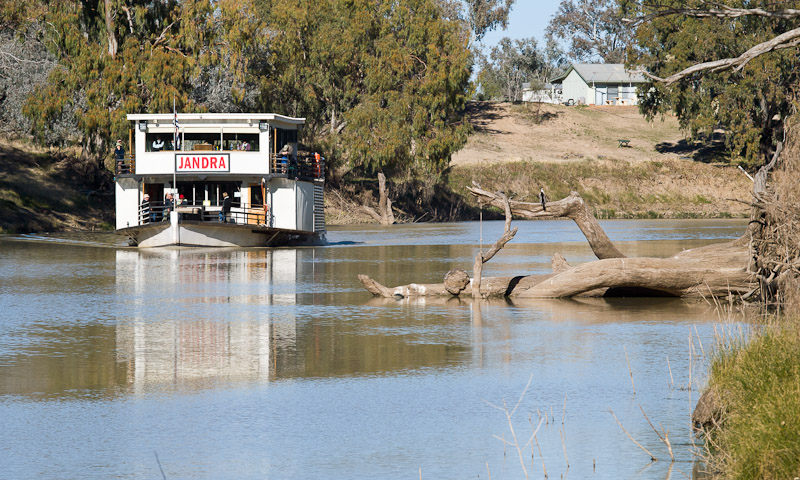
[151,21,176,52]
[625,5,800,26]
[636,26,800,85]
[121,6,135,34]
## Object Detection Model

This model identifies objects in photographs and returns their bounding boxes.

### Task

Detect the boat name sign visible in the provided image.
[175,153,230,172]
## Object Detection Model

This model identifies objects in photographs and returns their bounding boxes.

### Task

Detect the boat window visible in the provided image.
[145,133,178,151]
[174,181,241,207]
[273,128,298,158]
[222,133,259,151]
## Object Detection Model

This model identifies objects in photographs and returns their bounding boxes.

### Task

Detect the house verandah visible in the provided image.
[523,64,646,106]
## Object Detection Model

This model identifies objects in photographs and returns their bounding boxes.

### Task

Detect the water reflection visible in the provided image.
[0,245,726,399]
[115,249,299,393]
[0,221,748,480]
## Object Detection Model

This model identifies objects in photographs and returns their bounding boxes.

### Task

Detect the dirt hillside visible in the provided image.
[446,102,753,219]
[453,102,685,165]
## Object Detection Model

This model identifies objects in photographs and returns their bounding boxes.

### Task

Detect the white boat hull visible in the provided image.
[118,213,324,248]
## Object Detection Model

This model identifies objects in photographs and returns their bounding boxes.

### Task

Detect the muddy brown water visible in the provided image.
[0,219,747,479]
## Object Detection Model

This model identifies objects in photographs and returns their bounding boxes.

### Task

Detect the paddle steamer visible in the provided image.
[115,113,325,247]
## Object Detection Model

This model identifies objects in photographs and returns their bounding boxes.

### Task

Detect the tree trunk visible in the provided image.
[378,172,394,225]
[104,0,118,58]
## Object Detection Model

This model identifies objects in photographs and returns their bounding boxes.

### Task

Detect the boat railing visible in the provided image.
[116,154,136,175]
[202,205,271,226]
[137,200,169,224]
[135,201,271,227]
[270,154,324,180]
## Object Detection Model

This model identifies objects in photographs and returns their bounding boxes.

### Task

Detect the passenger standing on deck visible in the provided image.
[220,192,231,223]
[140,194,152,223]
[114,140,125,171]
[163,193,174,221]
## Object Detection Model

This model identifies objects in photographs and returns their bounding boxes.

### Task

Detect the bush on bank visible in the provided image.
[703,317,800,479]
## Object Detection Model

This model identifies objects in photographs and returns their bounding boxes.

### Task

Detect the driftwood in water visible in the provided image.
[472,192,517,298]
[469,185,625,260]
[358,187,756,299]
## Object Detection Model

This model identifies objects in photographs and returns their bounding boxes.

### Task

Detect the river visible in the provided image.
[0,219,747,479]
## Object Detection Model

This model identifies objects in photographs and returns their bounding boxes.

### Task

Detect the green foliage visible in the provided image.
[630,0,800,167]
[546,0,633,63]
[706,319,800,478]
[12,0,473,181]
[259,0,472,178]
[21,0,224,156]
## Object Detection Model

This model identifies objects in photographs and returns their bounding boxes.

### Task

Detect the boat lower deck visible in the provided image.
[117,217,324,247]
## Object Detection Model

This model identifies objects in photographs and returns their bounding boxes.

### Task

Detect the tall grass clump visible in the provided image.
[702,316,800,478]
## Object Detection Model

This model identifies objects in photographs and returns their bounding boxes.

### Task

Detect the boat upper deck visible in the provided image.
[120,113,320,178]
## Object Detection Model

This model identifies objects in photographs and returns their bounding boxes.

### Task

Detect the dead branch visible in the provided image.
[473,191,517,298]
[640,405,674,461]
[609,408,657,462]
[361,205,382,222]
[468,185,625,260]
[378,172,394,225]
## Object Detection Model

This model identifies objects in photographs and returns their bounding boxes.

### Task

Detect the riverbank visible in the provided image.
[700,315,800,477]
[0,138,113,233]
[329,102,751,224]
[2,101,752,232]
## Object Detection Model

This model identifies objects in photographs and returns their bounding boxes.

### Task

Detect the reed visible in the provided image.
[486,375,543,480]
[625,346,636,396]
[608,408,657,462]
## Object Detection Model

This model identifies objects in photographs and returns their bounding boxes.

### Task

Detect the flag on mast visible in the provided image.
[173,103,180,150]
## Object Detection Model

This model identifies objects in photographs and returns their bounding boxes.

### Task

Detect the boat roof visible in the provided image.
[126,113,305,125]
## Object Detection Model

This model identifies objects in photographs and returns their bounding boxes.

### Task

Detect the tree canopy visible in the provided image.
[546,0,633,63]
[3,0,483,180]
[627,0,800,166]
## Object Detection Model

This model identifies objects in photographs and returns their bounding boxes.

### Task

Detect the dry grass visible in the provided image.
[698,115,800,479]
[448,158,751,219]
[451,102,686,166]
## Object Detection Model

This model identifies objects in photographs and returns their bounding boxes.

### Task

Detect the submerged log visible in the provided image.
[358,188,757,299]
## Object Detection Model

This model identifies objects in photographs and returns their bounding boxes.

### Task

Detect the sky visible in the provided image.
[480,1,562,50]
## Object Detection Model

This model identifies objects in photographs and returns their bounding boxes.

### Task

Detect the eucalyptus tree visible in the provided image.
[626,0,800,167]
[16,0,250,161]
[256,0,474,179]
[546,0,634,63]
[476,37,543,101]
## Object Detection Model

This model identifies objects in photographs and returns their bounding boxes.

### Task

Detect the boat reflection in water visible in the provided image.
[114,248,302,393]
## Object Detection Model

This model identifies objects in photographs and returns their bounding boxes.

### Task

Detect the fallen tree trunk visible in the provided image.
[358,188,756,299]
